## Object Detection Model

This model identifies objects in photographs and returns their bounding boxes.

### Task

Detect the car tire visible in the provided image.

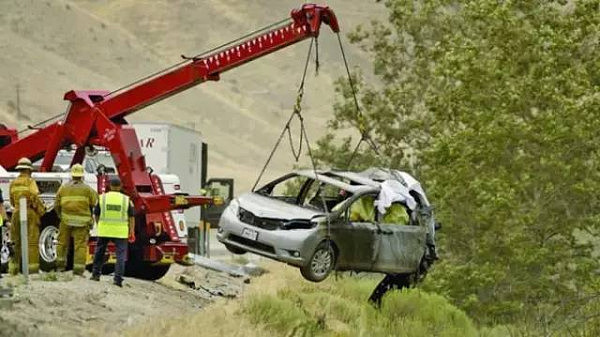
[225,244,247,255]
[300,241,336,283]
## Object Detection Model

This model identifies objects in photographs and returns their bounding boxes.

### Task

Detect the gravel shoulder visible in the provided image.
[0,264,246,337]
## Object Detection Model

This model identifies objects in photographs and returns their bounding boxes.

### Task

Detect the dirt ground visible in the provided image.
[0,264,247,337]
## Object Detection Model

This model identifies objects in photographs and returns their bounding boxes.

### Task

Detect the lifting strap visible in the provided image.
[335,33,383,169]
[251,37,316,191]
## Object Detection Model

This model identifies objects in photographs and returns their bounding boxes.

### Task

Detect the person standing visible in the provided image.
[0,188,7,279]
[9,157,45,275]
[54,164,98,275]
[90,177,135,287]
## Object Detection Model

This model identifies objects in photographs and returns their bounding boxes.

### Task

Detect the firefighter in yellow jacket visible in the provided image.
[9,157,45,274]
[54,164,98,275]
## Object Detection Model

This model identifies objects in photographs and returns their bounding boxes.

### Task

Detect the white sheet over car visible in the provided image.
[374,179,417,214]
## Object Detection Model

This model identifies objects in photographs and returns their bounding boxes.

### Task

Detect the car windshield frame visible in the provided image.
[255,172,377,213]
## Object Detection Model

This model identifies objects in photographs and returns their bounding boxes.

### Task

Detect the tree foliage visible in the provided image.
[314,0,600,329]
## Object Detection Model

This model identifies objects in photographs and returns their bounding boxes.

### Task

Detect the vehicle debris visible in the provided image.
[176,263,246,300]
[192,255,266,278]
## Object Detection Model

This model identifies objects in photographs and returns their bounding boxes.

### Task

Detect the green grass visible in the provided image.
[243,274,482,337]
[40,271,59,282]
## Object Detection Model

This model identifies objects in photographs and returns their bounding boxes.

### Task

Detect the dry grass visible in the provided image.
[122,262,295,337]
[123,262,485,337]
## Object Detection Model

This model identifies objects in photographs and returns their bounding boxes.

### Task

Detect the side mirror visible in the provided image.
[434,222,442,231]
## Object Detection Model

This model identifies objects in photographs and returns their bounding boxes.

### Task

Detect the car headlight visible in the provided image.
[228,199,239,215]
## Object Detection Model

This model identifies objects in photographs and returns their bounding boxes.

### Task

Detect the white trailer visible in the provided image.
[131,123,207,228]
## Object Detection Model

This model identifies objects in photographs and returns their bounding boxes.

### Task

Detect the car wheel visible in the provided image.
[225,244,247,255]
[300,241,335,282]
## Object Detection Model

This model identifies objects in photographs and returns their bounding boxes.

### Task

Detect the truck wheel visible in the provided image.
[39,222,60,272]
[225,244,247,255]
[130,263,171,281]
[1,225,10,273]
[300,241,336,283]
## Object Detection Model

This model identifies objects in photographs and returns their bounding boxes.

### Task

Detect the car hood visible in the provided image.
[237,193,323,220]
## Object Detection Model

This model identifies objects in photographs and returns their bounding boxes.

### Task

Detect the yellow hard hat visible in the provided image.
[15,157,33,171]
[71,164,85,177]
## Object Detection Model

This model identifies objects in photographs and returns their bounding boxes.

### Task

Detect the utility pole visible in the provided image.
[16,84,22,122]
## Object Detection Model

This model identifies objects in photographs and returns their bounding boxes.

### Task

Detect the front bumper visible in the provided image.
[87,239,188,265]
[216,206,320,267]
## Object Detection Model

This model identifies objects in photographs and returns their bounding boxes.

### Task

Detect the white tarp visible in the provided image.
[374,179,417,214]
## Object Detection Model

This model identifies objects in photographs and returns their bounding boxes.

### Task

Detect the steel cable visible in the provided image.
[250,37,315,191]
[336,33,385,168]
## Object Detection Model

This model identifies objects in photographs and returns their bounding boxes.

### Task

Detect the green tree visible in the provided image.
[314,0,600,330]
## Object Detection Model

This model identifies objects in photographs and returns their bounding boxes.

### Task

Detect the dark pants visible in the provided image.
[368,274,411,307]
[92,237,127,283]
[0,226,3,278]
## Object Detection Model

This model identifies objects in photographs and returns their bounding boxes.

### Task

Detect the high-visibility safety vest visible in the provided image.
[97,191,130,239]
[350,196,376,222]
[381,203,410,225]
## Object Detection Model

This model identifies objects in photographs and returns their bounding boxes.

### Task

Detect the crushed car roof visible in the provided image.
[293,170,375,194]
[294,167,430,205]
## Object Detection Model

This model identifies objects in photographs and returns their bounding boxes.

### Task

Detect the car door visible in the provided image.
[332,194,378,271]
[370,212,427,274]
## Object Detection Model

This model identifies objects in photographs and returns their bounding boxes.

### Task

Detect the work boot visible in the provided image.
[113,280,122,287]
[90,274,100,282]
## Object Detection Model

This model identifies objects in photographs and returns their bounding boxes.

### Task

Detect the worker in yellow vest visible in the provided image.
[54,164,98,275]
[349,195,377,222]
[0,188,7,279]
[8,157,45,274]
[90,177,135,287]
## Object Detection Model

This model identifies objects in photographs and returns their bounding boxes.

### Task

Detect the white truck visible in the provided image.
[132,123,233,230]
[0,161,185,272]
[132,123,205,228]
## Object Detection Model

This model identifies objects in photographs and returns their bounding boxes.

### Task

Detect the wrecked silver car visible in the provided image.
[217,168,438,282]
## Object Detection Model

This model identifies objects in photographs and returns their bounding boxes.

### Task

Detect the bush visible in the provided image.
[244,294,321,336]
[243,274,479,337]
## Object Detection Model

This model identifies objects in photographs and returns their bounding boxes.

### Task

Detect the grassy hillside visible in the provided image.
[0,0,385,191]
[125,263,511,337]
